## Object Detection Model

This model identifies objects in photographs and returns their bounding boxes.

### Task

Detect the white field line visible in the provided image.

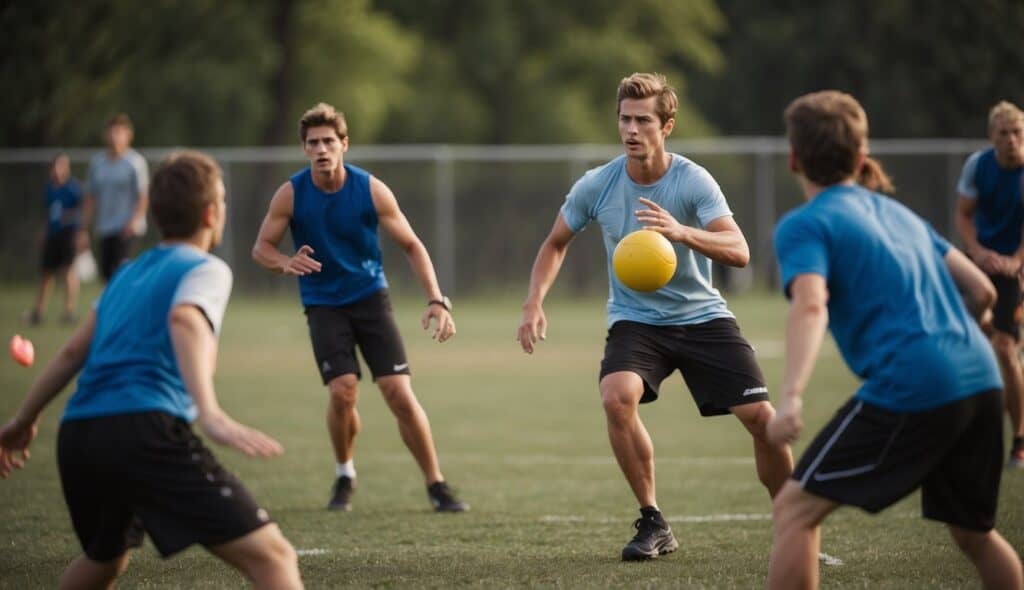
[540,513,771,524]
[369,453,754,466]
[296,548,330,556]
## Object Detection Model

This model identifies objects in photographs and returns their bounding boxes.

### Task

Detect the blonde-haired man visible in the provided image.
[955,100,1024,467]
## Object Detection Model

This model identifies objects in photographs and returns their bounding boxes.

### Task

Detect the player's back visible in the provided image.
[65,244,231,422]
[775,184,1000,411]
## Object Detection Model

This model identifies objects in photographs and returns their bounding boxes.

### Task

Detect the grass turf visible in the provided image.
[0,285,1021,588]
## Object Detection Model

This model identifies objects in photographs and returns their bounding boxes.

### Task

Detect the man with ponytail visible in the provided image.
[767,90,1022,589]
[955,101,1024,468]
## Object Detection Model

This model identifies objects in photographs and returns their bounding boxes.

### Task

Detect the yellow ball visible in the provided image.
[613,230,677,292]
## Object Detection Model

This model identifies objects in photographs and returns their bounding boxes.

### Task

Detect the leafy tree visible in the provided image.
[686,0,1024,137]
[0,0,418,147]
[374,0,726,143]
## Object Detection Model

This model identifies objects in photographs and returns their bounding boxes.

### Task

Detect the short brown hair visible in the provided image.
[616,73,678,126]
[988,100,1024,132]
[106,112,133,130]
[299,103,348,142]
[784,90,894,194]
[150,151,223,239]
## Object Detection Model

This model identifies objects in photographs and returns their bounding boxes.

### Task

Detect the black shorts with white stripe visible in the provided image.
[793,390,1004,532]
[599,318,768,415]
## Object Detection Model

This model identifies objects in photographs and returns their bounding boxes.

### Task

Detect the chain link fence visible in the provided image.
[0,139,985,296]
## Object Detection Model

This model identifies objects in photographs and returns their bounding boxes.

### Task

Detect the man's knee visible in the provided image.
[328,375,359,409]
[772,481,829,532]
[223,525,300,583]
[601,388,638,424]
[377,377,419,418]
[734,401,774,440]
[599,373,644,421]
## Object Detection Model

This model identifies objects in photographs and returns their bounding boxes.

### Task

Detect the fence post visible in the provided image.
[435,146,456,296]
[219,161,236,270]
[754,148,776,288]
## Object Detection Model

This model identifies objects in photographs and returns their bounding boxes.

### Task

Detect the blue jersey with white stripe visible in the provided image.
[63,244,232,423]
[957,147,1024,255]
[774,185,1001,412]
[289,165,388,306]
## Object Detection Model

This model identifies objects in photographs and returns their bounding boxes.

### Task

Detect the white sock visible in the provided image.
[335,460,355,479]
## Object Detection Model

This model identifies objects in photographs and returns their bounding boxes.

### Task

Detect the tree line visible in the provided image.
[2,0,1022,148]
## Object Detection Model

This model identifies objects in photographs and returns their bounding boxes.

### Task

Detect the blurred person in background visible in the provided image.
[26,153,82,325]
[955,100,1024,468]
[83,113,150,281]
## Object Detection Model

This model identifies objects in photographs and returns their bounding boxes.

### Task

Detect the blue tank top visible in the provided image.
[289,165,388,306]
[958,148,1024,254]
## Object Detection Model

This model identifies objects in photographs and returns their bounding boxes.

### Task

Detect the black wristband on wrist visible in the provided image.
[428,296,452,312]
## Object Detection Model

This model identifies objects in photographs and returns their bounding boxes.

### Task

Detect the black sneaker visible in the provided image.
[327,476,354,511]
[621,516,679,561]
[427,481,469,512]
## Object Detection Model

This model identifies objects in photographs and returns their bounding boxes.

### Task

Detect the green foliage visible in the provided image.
[375,0,725,142]
[0,0,418,147]
[688,0,1024,137]
[1,0,277,146]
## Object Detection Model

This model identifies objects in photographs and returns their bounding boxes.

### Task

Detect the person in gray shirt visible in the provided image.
[83,113,149,281]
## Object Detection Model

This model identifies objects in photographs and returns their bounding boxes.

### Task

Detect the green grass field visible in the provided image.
[1,286,1021,588]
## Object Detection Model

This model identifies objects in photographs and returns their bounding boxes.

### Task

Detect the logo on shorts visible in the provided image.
[742,386,768,396]
[322,360,331,372]
[393,363,409,372]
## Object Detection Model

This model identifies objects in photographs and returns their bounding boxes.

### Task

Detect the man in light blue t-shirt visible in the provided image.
[517,73,793,561]
[84,113,149,281]
[954,100,1024,467]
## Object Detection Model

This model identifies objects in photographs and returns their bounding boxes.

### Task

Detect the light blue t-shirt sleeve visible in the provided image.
[689,166,733,227]
[956,151,982,199]
[559,172,599,233]
[171,257,233,336]
[129,151,150,194]
[774,210,829,297]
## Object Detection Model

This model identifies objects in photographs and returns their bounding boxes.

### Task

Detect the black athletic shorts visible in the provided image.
[41,229,76,271]
[100,234,133,281]
[793,390,1003,532]
[987,273,1022,340]
[599,318,769,415]
[57,411,272,561]
[305,289,410,384]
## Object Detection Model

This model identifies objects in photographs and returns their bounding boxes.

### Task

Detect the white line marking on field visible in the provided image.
[818,552,844,566]
[296,548,330,556]
[371,453,754,466]
[539,513,771,524]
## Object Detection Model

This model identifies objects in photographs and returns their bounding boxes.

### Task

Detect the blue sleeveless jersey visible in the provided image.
[64,244,233,423]
[957,147,1024,254]
[290,165,388,306]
